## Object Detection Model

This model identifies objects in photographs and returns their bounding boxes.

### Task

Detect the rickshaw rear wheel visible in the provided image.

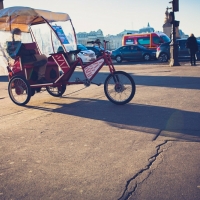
[8,76,31,106]
[46,84,66,97]
[31,88,36,96]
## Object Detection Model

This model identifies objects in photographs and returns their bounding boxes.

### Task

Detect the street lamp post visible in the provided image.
[169,0,180,66]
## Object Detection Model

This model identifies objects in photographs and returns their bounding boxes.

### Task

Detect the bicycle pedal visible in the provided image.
[75,78,81,82]
[36,87,41,93]
[91,82,102,86]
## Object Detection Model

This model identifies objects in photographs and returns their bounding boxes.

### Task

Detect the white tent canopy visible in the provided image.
[0,6,71,32]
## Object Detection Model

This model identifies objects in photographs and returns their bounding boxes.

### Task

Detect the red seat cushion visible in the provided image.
[23,64,33,69]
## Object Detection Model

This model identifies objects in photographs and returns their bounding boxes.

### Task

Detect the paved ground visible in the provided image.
[0,62,200,200]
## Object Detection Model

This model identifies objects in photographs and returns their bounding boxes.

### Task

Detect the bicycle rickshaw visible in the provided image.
[0,6,136,106]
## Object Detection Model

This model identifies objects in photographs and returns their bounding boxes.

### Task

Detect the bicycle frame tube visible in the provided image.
[30,48,115,88]
[50,56,107,85]
[57,52,114,83]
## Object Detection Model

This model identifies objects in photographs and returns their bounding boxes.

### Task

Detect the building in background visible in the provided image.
[139,23,155,33]
[163,7,172,38]
[162,7,187,40]
[76,29,104,46]
[76,9,189,50]
[76,29,139,50]
[104,30,138,50]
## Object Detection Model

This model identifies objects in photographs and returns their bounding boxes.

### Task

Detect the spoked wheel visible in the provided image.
[143,54,151,61]
[8,76,31,106]
[158,53,168,62]
[115,55,122,63]
[104,71,136,105]
[46,84,66,97]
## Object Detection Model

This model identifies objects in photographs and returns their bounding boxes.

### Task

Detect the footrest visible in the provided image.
[91,82,102,86]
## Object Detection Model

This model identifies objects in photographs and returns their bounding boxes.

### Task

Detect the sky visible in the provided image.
[3,0,200,37]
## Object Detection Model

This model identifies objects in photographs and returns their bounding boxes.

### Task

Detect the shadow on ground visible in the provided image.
[0,75,8,82]
[72,71,200,90]
[25,96,200,142]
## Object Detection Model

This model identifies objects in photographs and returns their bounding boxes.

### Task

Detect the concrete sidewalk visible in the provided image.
[0,64,200,200]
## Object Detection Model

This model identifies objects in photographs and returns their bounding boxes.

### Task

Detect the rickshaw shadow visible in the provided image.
[25,96,200,142]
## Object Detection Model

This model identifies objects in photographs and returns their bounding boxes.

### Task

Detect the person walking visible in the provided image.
[186,33,198,66]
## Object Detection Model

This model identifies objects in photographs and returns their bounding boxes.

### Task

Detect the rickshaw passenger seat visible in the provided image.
[22,43,49,69]
[23,42,39,54]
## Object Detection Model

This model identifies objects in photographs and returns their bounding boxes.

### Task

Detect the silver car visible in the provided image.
[156,39,200,62]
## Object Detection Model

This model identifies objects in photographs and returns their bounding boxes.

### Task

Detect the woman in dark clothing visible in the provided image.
[186,33,198,66]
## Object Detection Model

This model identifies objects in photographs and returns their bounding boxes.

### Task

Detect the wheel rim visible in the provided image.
[106,74,133,103]
[116,56,121,62]
[48,86,61,95]
[9,77,29,104]
[144,54,150,61]
[46,85,66,96]
[159,54,167,62]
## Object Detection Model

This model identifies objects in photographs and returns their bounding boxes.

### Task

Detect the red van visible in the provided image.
[122,32,170,49]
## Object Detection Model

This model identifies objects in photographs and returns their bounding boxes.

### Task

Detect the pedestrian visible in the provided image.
[5,28,48,83]
[186,33,198,66]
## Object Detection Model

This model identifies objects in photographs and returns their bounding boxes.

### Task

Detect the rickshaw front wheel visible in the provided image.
[46,84,66,97]
[104,71,136,105]
[8,76,31,106]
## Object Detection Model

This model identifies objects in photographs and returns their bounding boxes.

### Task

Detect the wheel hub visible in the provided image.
[114,83,124,93]
[15,86,24,95]
[83,79,91,87]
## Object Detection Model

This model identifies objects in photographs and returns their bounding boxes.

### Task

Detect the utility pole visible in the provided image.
[169,0,180,66]
[0,0,4,10]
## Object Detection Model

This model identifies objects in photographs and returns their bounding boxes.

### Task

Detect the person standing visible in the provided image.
[186,33,198,66]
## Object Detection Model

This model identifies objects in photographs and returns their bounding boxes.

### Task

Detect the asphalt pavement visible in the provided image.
[0,62,200,200]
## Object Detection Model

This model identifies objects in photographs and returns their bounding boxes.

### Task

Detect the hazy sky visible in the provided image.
[4,0,200,37]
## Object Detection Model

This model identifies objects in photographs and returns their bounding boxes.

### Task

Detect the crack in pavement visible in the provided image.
[0,110,27,118]
[118,140,170,200]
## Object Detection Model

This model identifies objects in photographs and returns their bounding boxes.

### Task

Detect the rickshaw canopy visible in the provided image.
[0,6,71,32]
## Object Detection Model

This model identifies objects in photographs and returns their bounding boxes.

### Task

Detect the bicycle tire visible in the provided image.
[8,75,31,106]
[104,71,136,105]
[46,84,66,97]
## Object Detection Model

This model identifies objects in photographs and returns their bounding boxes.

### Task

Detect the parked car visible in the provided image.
[122,32,170,49]
[111,44,156,63]
[86,46,112,58]
[77,44,96,63]
[86,46,103,58]
[57,44,96,64]
[156,38,200,62]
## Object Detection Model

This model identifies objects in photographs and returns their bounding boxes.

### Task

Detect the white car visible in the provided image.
[77,44,96,63]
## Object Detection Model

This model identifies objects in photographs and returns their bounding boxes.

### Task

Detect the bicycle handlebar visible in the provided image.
[69,49,81,54]
[103,40,109,44]
[87,41,95,44]
[87,39,109,50]
[87,39,109,45]
[87,39,101,45]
